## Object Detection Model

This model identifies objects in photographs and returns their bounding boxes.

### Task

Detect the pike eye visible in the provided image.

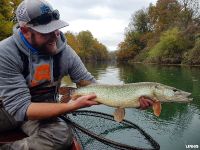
[173,89,178,92]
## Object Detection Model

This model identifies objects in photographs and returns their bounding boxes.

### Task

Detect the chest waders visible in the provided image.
[0,50,62,132]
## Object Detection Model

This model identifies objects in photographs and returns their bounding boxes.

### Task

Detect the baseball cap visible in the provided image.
[16,0,69,34]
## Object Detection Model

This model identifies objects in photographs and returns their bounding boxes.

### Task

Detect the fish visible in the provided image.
[68,81,192,122]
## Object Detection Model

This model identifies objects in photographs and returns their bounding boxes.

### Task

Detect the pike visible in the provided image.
[70,81,192,122]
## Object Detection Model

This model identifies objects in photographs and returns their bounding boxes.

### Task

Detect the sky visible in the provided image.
[49,0,157,51]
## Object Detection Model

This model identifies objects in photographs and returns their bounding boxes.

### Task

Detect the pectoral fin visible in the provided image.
[113,108,125,122]
[153,101,161,117]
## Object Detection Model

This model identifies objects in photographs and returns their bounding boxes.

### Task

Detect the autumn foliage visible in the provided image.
[117,0,200,65]
[65,31,109,61]
[0,0,21,40]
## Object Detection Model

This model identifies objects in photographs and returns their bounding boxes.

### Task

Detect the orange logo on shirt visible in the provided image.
[31,64,51,87]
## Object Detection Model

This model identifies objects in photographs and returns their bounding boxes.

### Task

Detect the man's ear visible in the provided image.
[20,26,31,41]
[20,26,29,34]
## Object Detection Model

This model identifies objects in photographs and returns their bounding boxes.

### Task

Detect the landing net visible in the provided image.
[60,110,160,150]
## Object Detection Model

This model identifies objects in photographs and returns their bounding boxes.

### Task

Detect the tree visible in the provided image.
[0,0,13,40]
[148,27,187,63]
[128,9,152,33]
[149,0,182,32]
[0,0,21,40]
[65,31,80,54]
[185,37,200,65]
[65,31,109,61]
[77,31,94,60]
[178,0,200,29]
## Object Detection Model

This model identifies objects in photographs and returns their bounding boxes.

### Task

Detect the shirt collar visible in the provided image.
[19,31,38,54]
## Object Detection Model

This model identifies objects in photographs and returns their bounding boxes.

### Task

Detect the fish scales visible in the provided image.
[74,82,161,107]
[73,82,192,105]
[71,82,192,121]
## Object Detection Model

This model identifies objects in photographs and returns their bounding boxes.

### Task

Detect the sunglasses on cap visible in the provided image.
[28,10,60,26]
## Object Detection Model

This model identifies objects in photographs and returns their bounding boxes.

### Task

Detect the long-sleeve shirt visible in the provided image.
[0,26,96,122]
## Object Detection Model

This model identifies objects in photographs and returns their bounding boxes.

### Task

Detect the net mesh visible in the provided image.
[61,110,160,150]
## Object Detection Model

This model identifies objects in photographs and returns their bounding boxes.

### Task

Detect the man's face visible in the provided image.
[29,29,60,55]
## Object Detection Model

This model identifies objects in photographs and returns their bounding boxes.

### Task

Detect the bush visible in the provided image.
[147,28,187,64]
[183,38,200,65]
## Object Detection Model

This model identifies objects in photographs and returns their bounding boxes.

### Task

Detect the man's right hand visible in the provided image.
[68,93,99,110]
[27,93,99,120]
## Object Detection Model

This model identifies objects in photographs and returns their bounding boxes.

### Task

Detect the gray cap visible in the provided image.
[16,0,69,33]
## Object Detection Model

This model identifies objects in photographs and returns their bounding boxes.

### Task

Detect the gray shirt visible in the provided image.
[0,26,95,122]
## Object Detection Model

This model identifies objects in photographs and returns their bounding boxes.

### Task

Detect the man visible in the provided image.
[0,0,153,149]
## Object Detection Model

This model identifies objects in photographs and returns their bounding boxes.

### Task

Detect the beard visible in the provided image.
[30,32,59,55]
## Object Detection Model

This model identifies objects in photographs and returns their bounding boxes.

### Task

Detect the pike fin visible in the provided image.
[153,101,162,117]
[113,108,125,122]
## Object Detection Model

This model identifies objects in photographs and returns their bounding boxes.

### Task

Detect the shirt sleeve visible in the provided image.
[66,45,96,83]
[0,53,31,122]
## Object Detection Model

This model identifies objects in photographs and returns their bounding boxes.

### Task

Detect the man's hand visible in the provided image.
[27,93,99,120]
[68,93,99,110]
[139,96,154,110]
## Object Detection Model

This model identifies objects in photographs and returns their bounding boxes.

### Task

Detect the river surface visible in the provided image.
[63,62,200,150]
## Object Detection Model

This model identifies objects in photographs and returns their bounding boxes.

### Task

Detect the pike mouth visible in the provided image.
[169,91,192,103]
[175,96,193,103]
[160,91,193,103]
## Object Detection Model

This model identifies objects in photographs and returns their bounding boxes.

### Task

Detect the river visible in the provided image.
[63,62,200,150]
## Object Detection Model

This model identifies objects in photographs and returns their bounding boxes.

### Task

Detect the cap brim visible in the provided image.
[29,20,69,34]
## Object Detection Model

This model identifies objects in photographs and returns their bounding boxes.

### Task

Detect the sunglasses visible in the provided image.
[28,10,60,26]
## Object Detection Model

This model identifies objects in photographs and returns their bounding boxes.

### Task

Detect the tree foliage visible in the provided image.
[183,37,200,65]
[117,0,200,65]
[65,31,109,61]
[149,0,182,32]
[128,9,152,33]
[0,1,109,62]
[0,0,21,41]
[117,31,145,61]
[147,28,187,63]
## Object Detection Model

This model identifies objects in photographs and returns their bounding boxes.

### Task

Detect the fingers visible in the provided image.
[72,92,96,101]
[81,93,99,105]
[73,93,99,108]
[139,96,154,110]
[83,93,97,100]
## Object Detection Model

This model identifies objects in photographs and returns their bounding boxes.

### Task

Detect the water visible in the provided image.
[63,62,200,150]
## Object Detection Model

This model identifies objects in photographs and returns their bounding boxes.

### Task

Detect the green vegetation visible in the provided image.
[0,0,21,41]
[65,31,109,62]
[1,0,199,65]
[147,28,187,64]
[117,0,200,65]
[183,37,200,65]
